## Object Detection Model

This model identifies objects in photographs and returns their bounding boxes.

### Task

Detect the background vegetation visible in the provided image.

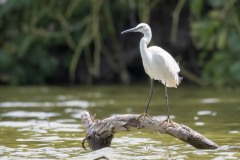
[0,0,239,86]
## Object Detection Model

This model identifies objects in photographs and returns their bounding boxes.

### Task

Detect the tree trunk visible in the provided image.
[80,111,218,151]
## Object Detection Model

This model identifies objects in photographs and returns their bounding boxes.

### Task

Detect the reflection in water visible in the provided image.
[200,98,220,104]
[195,122,205,126]
[0,86,240,159]
[0,100,92,108]
[197,110,217,116]
[1,111,60,119]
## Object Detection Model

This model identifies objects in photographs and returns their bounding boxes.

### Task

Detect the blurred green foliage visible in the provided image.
[0,0,155,85]
[0,0,240,86]
[0,0,60,84]
[190,0,240,86]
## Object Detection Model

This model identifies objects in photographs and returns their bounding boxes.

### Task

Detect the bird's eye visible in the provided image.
[138,26,143,29]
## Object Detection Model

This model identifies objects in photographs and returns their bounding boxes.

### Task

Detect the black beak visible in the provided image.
[121,26,138,34]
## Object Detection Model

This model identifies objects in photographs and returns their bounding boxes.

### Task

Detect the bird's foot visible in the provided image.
[136,112,152,128]
[159,117,176,128]
[136,112,150,121]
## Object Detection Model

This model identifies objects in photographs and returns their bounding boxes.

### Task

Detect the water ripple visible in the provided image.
[1,111,60,119]
[0,100,93,108]
[200,98,220,104]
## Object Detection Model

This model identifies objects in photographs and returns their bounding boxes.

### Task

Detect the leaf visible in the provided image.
[227,29,240,53]
[203,51,229,86]
[19,36,34,58]
[208,10,223,20]
[0,49,13,69]
[230,62,240,81]
[190,0,204,17]
[208,0,224,8]
[217,28,227,49]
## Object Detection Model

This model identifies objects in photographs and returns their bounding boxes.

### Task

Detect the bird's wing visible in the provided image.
[148,46,181,87]
[148,46,180,73]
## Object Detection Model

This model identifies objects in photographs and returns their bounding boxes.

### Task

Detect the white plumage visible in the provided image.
[143,46,181,87]
[133,23,182,87]
[121,23,182,127]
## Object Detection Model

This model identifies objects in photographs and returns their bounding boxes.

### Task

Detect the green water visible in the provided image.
[0,85,240,159]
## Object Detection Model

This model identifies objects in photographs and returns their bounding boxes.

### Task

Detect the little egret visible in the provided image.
[121,23,182,127]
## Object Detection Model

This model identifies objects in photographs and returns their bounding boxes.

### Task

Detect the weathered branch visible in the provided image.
[80,111,218,151]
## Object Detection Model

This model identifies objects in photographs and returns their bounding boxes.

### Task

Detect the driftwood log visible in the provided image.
[80,111,218,151]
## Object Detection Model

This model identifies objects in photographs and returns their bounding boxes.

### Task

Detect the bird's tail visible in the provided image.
[177,76,183,86]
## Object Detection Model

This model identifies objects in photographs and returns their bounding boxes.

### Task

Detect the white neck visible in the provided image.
[140,30,152,55]
[143,30,152,45]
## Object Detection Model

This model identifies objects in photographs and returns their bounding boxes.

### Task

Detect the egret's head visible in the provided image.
[121,23,150,34]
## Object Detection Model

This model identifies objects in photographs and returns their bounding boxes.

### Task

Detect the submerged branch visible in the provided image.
[80,111,218,151]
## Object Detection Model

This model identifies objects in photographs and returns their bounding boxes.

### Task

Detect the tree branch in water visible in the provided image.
[80,111,218,151]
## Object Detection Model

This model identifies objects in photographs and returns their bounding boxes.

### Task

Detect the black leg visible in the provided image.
[165,82,170,119]
[144,79,154,113]
[159,82,176,127]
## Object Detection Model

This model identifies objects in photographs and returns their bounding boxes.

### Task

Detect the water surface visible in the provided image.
[0,86,240,159]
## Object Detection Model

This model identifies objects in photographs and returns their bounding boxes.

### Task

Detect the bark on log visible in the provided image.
[80,111,218,150]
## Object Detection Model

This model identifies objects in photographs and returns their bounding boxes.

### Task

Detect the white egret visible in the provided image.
[121,23,182,127]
